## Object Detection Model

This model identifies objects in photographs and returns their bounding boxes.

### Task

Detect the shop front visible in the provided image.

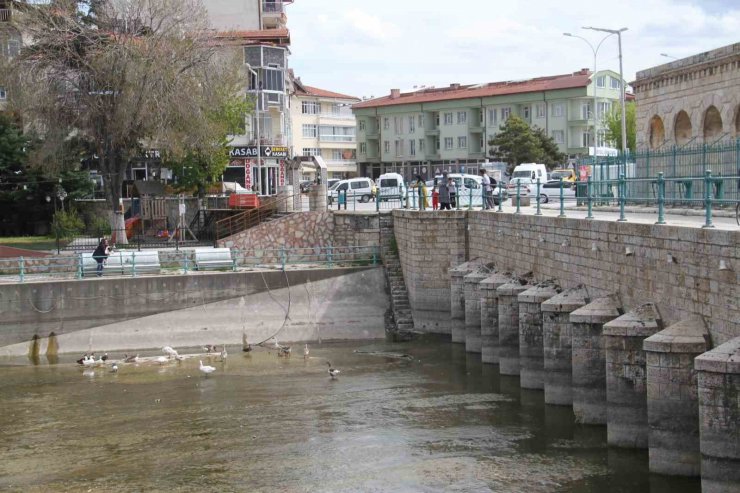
[225,145,289,196]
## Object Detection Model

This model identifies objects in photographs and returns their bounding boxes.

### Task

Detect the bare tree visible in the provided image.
[5,0,245,241]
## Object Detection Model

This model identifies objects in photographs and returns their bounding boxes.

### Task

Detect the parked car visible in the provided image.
[376,172,407,202]
[530,179,577,203]
[507,163,548,194]
[326,178,341,189]
[549,168,576,183]
[299,180,312,193]
[327,177,374,204]
[426,173,508,206]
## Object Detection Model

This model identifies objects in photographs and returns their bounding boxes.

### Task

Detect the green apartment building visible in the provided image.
[352,69,623,180]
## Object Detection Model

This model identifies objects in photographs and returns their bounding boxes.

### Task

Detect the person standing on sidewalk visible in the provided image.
[92,238,111,277]
[480,168,495,210]
[438,173,452,210]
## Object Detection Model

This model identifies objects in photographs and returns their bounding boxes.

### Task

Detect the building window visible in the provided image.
[597,101,611,119]
[301,101,319,114]
[409,139,416,156]
[302,124,317,138]
[359,142,367,154]
[434,112,440,127]
[582,131,592,147]
[596,75,606,88]
[551,130,564,144]
[319,125,355,142]
[551,103,565,118]
[418,114,424,128]
[444,112,453,125]
[458,136,467,148]
[488,109,497,125]
[302,147,321,156]
[358,120,366,131]
[395,140,403,157]
[331,149,343,160]
[262,68,285,92]
[383,118,390,130]
[610,77,621,89]
[444,137,453,149]
[581,102,592,120]
[384,141,390,153]
[0,88,6,100]
[597,130,607,147]
[501,107,511,120]
[419,138,425,152]
[536,104,545,118]
[523,106,530,120]
[408,116,415,133]
[436,137,440,150]
[457,111,467,124]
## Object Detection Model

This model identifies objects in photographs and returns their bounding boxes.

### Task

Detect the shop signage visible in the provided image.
[229,146,289,159]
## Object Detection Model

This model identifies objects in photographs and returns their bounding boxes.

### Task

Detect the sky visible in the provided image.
[286,0,740,100]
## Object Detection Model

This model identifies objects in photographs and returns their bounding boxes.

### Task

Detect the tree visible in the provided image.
[7,0,246,242]
[604,100,637,154]
[488,116,566,173]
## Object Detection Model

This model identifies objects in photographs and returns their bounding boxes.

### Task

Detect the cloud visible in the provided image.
[342,8,400,41]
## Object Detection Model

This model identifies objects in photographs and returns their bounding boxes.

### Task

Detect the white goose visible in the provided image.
[82,355,96,368]
[303,344,309,359]
[199,360,216,376]
[155,356,169,365]
[162,346,179,359]
[326,361,340,379]
[220,346,228,361]
[110,363,119,373]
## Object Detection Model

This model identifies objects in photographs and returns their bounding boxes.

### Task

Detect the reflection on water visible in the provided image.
[0,336,700,493]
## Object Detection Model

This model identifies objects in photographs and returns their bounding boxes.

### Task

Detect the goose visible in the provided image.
[303,344,309,359]
[82,355,97,368]
[95,355,105,366]
[101,353,109,362]
[174,354,185,362]
[110,363,119,373]
[199,360,216,375]
[326,361,340,379]
[76,353,89,365]
[155,355,169,365]
[162,346,178,359]
[204,344,217,353]
[220,346,228,361]
[273,337,281,350]
[123,353,139,363]
[279,346,291,357]
[242,333,252,353]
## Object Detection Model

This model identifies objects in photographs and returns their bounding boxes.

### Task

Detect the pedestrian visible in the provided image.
[438,173,451,210]
[479,168,496,210]
[448,176,457,208]
[432,178,439,210]
[92,238,111,277]
[411,175,429,210]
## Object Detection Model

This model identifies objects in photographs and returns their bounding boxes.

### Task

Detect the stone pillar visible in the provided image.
[290,166,302,211]
[603,302,663,448]
[308,182,327,211]
[643,319,709,477]
[541,286,590,406]
[449,261,481,344]
[479,273,511,364]
[695,337,740,493]
[518,282,560,390]
[277,185,294,213]
[464,271,489,353]
[570,295,621,425]
[497,281,529,376]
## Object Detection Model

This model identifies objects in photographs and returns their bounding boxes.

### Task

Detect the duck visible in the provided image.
[123,353,139,363]
[220,346,228,361]
[242,333,252,353]
[110,363,119,373]
[326,361,340,379]
[82,355,97,368]
[162,346,178,359]
[95,355,105,367]
[303,344,309,359]
[203,344,217,353]
[76,353,89,365]
[174,354,185,362]
[101,353,109,362]
[279,345,291,357]
[199,360,216,375]
[155,355,169,365]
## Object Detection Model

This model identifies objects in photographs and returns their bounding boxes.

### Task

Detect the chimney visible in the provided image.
[450,83,460,89]
[390,89,401,99]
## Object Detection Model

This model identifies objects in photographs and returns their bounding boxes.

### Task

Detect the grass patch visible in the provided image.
[0,236,64,251]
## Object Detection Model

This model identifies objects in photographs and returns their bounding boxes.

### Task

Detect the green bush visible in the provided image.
[88,216,112,236]
[52,209,85,239]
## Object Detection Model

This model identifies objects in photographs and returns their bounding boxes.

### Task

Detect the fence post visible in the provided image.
[558,177,566,218]
[280,246,286,271]
[656,172,666,225]
[376,191,380,212]
[455,187,460,210]
[515,182,521,214]
[77,253,83,279]
[586,176,594,220]
[183,252,189,273]
[468,187,472,211]
[617,174,627,222]
[19,256,25,283]
[132,251,137,277]
[372,247,378,266]
[327,245,334,268]
[703,170,715,229]
[497,186,503,212]
[232,249,238,272]
[55,228,60,254]
[535,178,542,216]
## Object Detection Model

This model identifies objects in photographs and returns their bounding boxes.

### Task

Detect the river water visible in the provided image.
[0,337,700,493]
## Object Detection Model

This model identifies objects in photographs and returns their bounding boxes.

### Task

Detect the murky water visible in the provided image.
[0,337,700,492]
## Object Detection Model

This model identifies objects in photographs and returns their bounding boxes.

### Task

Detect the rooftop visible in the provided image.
[210,27,290,47]
[294,84,359,101]
[353,69,596,109]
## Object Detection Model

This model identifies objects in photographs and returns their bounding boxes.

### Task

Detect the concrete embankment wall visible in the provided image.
[0,267,388,355]
[393,210,738,344]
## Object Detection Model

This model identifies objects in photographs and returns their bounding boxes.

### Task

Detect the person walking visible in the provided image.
[92,238,111,277]
[410,175,429,210]
[448,176,457,209]
[438,173,452,210]
[432,178,439,210]
[480,168,496,210]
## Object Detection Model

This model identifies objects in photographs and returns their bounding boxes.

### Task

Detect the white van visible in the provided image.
[376,173,407,202]
[425,173,506,207]
[507,163,548,194]
[327,177,374,204]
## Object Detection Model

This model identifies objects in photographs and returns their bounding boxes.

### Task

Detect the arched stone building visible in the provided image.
[632,43,740,149]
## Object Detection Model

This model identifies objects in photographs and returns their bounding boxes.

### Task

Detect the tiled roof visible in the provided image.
[297,85,359,101]
[353,69,593,109]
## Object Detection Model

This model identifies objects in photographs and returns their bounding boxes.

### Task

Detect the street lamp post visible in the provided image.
[583,26,628,156]
[563,32,615,157]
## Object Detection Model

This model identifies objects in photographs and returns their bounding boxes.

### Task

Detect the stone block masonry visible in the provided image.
[479,272,513,364]
[603,303,663,448]
[449,259,483,342]
[497,281,529,376]
[518,282,561,389]
[644,318,709,477]
[464,270,490,353]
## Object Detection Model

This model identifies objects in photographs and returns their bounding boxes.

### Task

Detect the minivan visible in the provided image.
[427,173,508,207]
[327,177,374,204]
[376,173,407,202]
[507,163,548,194]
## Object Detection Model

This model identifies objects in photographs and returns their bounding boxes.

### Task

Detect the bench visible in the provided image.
[194,248,234,271]
[81,250,161,277]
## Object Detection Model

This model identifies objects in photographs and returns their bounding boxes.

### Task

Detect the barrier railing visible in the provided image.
[0,245,380,283]
[216,192,299,240]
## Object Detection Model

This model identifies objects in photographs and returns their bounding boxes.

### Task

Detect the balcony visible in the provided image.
[319,135,355,143]
[262,1,288,28]
[325,159,357,170]
[568,118,590,127]
[248,136,288,146]
[0,9,11,22]
[320,110,354,120]
[468,125,484,133]
[424,127,440,136]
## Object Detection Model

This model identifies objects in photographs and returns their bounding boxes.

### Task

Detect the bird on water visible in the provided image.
[242,333,253,353]
[123,353,139,363]
[199,360,216,376]
[162,346,178,359]
[304,344,309,359]
[326,361,340,379]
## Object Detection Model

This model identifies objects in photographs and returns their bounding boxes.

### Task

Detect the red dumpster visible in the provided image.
[228,193,260,209]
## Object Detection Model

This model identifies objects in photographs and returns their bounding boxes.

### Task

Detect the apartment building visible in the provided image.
[207,1,294,196]
[353,69,624,180]
[0,1,22,112]
[289,76,360,179]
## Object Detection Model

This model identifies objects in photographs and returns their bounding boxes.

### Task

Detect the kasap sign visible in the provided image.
[229,146,289,159]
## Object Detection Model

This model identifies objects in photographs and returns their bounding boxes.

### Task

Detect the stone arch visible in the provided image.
[674,110,692,146]
[649,115,665,149]
[702,105,723,141]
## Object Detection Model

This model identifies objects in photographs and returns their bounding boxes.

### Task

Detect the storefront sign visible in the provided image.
[229,146,289,159]
[279,160,285,187]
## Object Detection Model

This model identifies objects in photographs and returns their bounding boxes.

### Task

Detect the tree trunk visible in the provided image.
[101,148,129,244]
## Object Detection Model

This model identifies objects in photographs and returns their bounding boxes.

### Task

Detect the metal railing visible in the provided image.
[0,245,380,283]
[215,192,299,240]
[0,9,11,22]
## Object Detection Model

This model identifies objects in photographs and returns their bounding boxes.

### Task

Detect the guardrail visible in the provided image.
[0,245,380,283]
[215,192,299,240]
